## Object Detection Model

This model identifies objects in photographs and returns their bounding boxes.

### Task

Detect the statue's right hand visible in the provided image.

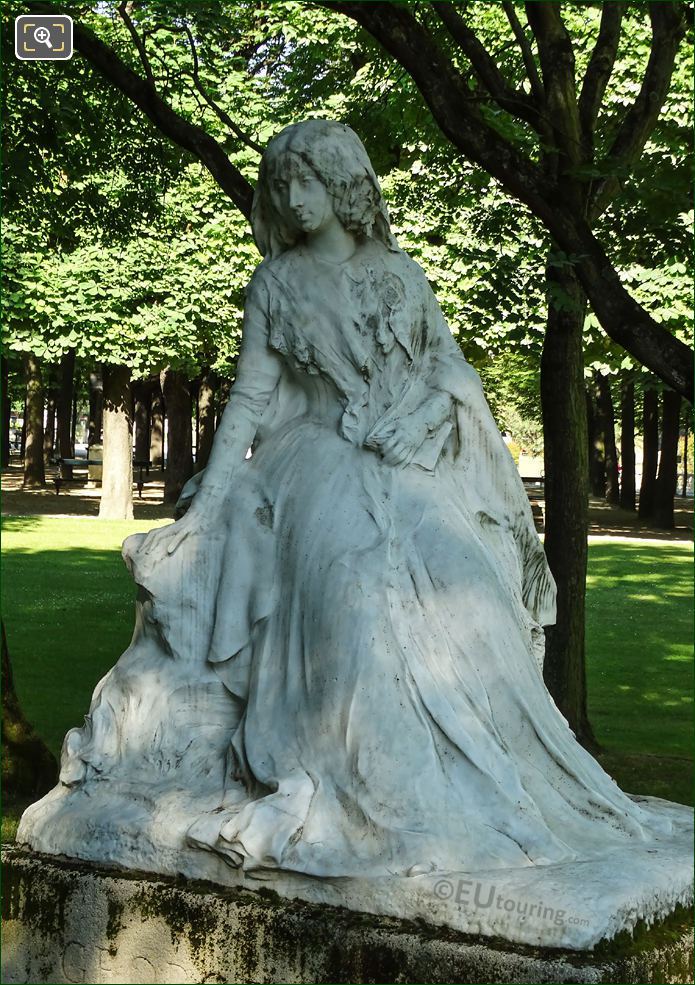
[144,505,214,559]
[123,502,216,575]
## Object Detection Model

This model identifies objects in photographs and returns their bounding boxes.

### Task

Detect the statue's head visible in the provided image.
[252,119,397,258]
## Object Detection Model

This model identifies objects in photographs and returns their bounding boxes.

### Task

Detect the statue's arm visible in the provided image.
[184,273,283,514]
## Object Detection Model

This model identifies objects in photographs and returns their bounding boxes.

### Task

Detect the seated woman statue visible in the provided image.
[20,121,687,915]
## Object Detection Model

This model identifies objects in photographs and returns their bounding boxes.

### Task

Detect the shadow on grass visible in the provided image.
[1,515,46,533]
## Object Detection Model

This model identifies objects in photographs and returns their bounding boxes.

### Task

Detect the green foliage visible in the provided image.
[2,0,691,402]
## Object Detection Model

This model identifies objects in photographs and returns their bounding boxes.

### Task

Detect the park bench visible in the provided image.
[53,458,151,498]
[519,477,545,529]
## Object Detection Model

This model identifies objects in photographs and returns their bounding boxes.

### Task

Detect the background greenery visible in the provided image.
[3,1,692,434]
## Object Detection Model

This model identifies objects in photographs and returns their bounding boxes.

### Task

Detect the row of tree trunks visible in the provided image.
[97,366,210,514]
[13,356,222,512]
[587,376,683,529]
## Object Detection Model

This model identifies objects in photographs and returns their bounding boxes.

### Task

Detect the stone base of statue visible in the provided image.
[2,846,693,985]
[14,781,694,953]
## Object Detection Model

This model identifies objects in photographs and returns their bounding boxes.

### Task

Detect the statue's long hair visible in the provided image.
[251,120,399,259]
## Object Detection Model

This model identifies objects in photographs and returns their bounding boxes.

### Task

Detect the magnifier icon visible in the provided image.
[33,26,52,48]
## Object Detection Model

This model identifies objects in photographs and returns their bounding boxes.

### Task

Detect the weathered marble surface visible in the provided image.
[3,848,694,984]
[17,120,693,950]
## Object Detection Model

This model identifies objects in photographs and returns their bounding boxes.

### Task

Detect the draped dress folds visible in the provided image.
[170,240,669,877]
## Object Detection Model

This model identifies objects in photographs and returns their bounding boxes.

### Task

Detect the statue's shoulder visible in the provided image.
[247,252,299,295]
[376,246,433,307]
[360,242,424,280]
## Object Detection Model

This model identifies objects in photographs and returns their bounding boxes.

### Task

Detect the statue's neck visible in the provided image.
[305,217,357,264]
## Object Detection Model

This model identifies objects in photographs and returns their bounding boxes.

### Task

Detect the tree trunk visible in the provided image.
[638,388,659,520]
[43,387,58,467]
[216,378,231,427]
[2,619,58,800]
[88,368,104,447]
[540,256,594,746]
[161,367,193,505]
[682,418,689,498]
[1,355,11,468]
[586,388,605,497]
[595,374,619,506]
[71,387,78,448]
[57,349,76,480]
[98,364,134,520]
[150,386,164,468]
[196,369,216,472]
[619,377,636,512]
[653,389,681,530]
[23,353,45,489]
[133,382,152,462]
[20,393,27,461]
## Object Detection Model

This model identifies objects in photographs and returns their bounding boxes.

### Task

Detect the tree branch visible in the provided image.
[500,1,545,106]
[524,2,583,170]
[430,2,543,132]
[117,0,155,88]
[25,0,254,219]
[317,2,558,222]
[181,22,264,155]
[590,1,686,218]
[22,0,693,399]
[578,2,625,142]
[319,0,692,398]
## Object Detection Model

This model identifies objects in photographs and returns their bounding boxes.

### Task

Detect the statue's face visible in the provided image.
[270,154,336,235]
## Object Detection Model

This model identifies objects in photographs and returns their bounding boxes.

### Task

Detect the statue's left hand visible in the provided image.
[369,414,429,467]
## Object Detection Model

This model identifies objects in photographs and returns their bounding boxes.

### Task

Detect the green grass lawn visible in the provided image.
[586,539,693,806]
[2,517,692,840]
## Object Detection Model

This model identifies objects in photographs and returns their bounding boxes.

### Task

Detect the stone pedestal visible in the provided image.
[2,847,692,985]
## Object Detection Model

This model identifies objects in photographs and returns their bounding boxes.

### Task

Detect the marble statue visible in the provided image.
[19,121,692,950]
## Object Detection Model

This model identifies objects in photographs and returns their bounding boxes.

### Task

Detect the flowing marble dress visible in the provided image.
[179,240,667,876]
[22,239,673,882]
